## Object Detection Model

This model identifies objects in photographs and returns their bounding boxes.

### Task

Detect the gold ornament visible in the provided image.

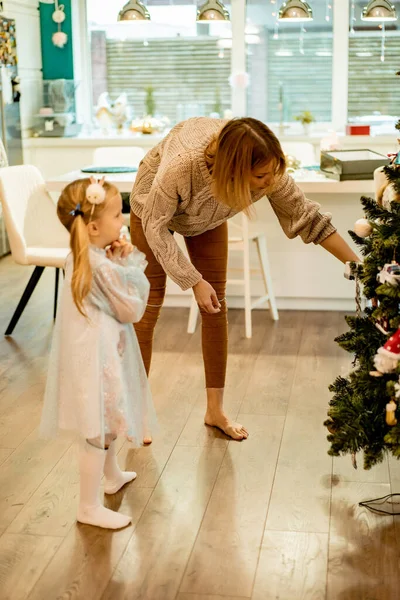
[386,399,398,426]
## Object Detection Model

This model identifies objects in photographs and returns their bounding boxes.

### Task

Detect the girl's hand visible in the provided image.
[107,237,134,260]
[193,279,221,314]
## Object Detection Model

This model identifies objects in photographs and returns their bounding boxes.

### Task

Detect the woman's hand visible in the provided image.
[106,236,134,260]
[193,279,221,314]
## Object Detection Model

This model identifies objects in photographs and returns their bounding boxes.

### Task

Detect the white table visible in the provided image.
[45,169,375,195]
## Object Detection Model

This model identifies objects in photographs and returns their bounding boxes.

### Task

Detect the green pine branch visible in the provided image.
[360,196,392,221]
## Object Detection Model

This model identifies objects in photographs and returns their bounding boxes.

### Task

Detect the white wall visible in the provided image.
[3,0,43,138]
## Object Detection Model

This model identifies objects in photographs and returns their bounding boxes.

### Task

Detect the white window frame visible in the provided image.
[332,0,349,131]
[231,0,247,116]
[72,0,93,130]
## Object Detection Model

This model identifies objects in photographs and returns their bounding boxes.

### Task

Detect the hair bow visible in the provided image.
[69,203,84,217]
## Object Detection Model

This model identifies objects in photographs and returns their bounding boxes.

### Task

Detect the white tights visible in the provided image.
[77,438,136,530]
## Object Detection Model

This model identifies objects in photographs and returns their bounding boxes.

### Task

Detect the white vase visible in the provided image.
[303,123,310,136]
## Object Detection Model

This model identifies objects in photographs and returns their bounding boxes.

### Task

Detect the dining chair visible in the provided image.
[0,165,70,335]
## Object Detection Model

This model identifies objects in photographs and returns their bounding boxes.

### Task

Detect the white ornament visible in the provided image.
[52,31,68,48]
[373,351,399,375]
[377,262,400,286]
[52,8,66,23]
[354,218,372,238]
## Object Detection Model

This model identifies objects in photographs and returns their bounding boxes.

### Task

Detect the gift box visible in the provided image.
[320,149,389,181]
[346,124,370,136]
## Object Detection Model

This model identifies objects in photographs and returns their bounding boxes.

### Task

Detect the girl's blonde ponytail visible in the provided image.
[70,214,92,317]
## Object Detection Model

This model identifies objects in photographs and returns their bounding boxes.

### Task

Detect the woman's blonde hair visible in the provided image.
[205,117,286,213]
[57,178,119,316]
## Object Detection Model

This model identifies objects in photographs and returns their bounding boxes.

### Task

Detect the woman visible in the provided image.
[130,117,358,441]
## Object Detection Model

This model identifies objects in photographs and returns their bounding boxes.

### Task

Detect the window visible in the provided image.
[246,0,333,126]
[83,0,400,136]
[347,0,400,133]
[87,0,232,126]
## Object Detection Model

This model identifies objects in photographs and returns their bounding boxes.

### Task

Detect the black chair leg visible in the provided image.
[54,268,60,320]
[5,266,45,336]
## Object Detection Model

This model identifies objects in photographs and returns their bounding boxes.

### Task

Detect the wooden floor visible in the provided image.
[0,256,400,600]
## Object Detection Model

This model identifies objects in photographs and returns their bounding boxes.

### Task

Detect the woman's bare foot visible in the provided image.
[205,388,248,441]
[204,412,248,440]
[143,436,152,445]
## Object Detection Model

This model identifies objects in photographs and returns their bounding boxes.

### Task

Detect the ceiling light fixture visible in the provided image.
[361,0,397,21]
[278,0,313,22]
[197,0,230,21]
[118,0,150,22]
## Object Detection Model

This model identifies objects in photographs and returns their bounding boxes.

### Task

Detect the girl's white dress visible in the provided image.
[40,246,157,446]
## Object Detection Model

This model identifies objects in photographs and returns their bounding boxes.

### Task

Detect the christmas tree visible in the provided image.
[325,83,400,470]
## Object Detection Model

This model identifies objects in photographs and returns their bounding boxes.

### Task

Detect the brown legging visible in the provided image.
[130,212,228,388]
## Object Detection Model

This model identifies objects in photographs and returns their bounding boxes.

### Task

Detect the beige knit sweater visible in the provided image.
[130,117,336,291]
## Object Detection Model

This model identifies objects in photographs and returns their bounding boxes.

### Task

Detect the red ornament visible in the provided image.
[380,327,400,359]
[370,327,400,376]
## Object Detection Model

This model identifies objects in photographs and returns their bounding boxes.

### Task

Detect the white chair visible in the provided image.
[0,137,8,256]
[0,203,6,256]
[187,214,279,339]
[93,146,145,228]
[0,165,70,335]
[92,146,145,168]
[281,141,317,167]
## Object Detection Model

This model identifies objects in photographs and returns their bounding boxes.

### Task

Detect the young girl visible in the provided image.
[41,177,156,530]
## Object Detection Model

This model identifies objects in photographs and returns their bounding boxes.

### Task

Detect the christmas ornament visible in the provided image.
[52,30,67,48]
[345,261,363,317]
[353,218,373,238]
[370,327,400,376]
[377,170,400,210]
[52,6,66,23]
[377,262,400,286]
[344,260,357,280]
[375,316,390,336]
[51,1,68,49]
[386,399,398,426]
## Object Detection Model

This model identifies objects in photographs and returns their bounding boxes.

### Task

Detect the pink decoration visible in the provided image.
[52,31,68,48]
[229,72,250,90]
